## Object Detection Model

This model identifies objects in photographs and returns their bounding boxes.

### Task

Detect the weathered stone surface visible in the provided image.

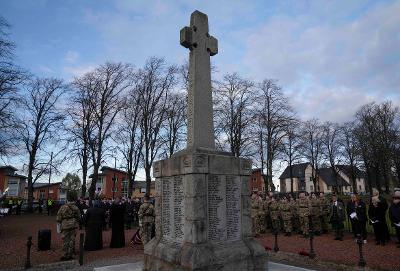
[144,9,267,271]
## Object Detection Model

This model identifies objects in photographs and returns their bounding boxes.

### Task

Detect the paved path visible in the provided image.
[93,261,315,271]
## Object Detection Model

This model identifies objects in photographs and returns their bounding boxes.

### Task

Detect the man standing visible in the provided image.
[389,189,400,248]
[56,191,81,261]
[138,195,155,245]
[329,194,345,241]
[269,196,281,233]
[280,196,292,236]
[297,191,310,237]
[110,197,126,248]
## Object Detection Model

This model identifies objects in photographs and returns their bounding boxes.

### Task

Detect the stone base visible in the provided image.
[143,237,267,271]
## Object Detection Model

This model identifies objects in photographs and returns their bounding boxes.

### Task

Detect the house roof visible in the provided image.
[29,182,62,189]
[318,168,350,187]
[133,181,155,189]
[6,173,27,179]
[336,165,365,178]
[0,165,18,171]
[101,166,128,175]
[279,163,310,179]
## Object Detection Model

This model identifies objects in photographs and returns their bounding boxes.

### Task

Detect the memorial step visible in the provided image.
[93,261,315,271]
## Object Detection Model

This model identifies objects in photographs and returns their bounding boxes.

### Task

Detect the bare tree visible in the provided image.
[67,75,96,197]
[161,91,186,157]
[214,73,255,157]
[137,57,178,195]
[114,83,143,197]
[322,121,343,193]
[86,62,130,199]
[255,79,295,192]
[17,78,67,211]
[355,102,399,193]
[301,119,324,192]
[341,121,360,192]
[279,119,302,192]
[0,16,26,157]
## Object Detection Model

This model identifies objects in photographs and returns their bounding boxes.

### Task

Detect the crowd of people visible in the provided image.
[251,188,400,247]
[56,192,155,261]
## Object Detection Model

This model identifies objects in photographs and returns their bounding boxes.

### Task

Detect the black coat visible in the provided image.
[389,202,400,225]
[347,200,367,222]
[84,207,105,251]
[110,203,126,248]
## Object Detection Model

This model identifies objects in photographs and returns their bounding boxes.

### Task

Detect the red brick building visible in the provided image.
[250,168,266,194]
[0,165,27,198]
[89,166,131,199]
[24,182,65,202]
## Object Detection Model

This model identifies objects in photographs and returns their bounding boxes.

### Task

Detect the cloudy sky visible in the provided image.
[1,0,399,182]
[3,0,399,123]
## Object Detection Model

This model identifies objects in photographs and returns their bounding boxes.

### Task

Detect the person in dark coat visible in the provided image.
[347,193,367,242]
[329,194,345,241]
[389,190,400,248]
[110,197,126,248]
[368,196,388,245]
[125,198,134,229]
[372,188,390,242]
[84,200,105,251]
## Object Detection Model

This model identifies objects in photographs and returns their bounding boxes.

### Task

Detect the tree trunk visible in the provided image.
[145,166,151,197]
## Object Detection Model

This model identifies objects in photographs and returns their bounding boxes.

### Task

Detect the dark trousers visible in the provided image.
[373,222,386,244]
[353,220,367,240]
[332,221,344,239]
[395,226,400,243]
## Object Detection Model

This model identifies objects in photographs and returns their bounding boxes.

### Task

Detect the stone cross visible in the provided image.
[180,10,218,150]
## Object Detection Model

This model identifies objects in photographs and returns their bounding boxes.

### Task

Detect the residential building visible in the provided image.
[336,165,366,193]
[89,166,132,199]
[24,182,66,202]
[0,165,27,198]
[279,163,358,193]
[132,181,156,198]
[250,169,266,194]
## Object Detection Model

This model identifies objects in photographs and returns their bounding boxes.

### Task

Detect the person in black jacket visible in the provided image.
[110,197,126,248]
[329,194,345,241]
[368,196,388,245]
[84,200,105,251]
[389,190,400,248]
[125,198,134,229]
[347,193,367,242]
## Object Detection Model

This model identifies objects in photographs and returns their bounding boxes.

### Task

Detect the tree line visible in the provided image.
[1,17,399,211]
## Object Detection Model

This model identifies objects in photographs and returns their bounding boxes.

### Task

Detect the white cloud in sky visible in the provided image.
[64,50,80,63]
[63,64,96,79]
[242,1,400,121]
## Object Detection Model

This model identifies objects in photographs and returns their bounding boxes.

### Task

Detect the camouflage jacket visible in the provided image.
[56,203,81,231]
[310,198,321,216]
[138,202,155,223]
[269,201,280,220]
[297,198,310,217]
[279,202,292,219]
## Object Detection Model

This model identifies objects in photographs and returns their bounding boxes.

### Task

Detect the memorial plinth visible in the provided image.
[143,149,267,271]
[143,10,267,271]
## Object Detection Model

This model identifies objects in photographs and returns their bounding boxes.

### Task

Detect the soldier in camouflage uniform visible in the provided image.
[288,194,300,234]
[310,192,322,235]
[258,195,266,233]
[280,196,292,236]
[297,191,310,237]
[264,193,273,230]
[319,192,330,234]
[138,195,155,245]
[269,196,281,233]
[251,193,262,236]
[56,191,81,261]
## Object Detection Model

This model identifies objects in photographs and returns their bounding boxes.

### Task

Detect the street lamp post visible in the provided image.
[112,157,117,200]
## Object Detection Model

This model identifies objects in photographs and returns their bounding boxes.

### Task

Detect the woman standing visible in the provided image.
[368,196,387,246]
[84,200,105,251]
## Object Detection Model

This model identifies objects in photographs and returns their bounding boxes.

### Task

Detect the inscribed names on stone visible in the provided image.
[162,177,185,242]
[207,175,242,242]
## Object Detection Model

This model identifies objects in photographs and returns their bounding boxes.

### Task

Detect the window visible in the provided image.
[49,189,53,194]
[39,189,45,199]
[121,178,128,198]
[310,185,314,191]
[7,180,18,196]
[359,185,361,191]
[140,188,146,193]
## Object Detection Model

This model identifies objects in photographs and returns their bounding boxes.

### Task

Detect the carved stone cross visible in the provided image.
[180,10,218,150]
